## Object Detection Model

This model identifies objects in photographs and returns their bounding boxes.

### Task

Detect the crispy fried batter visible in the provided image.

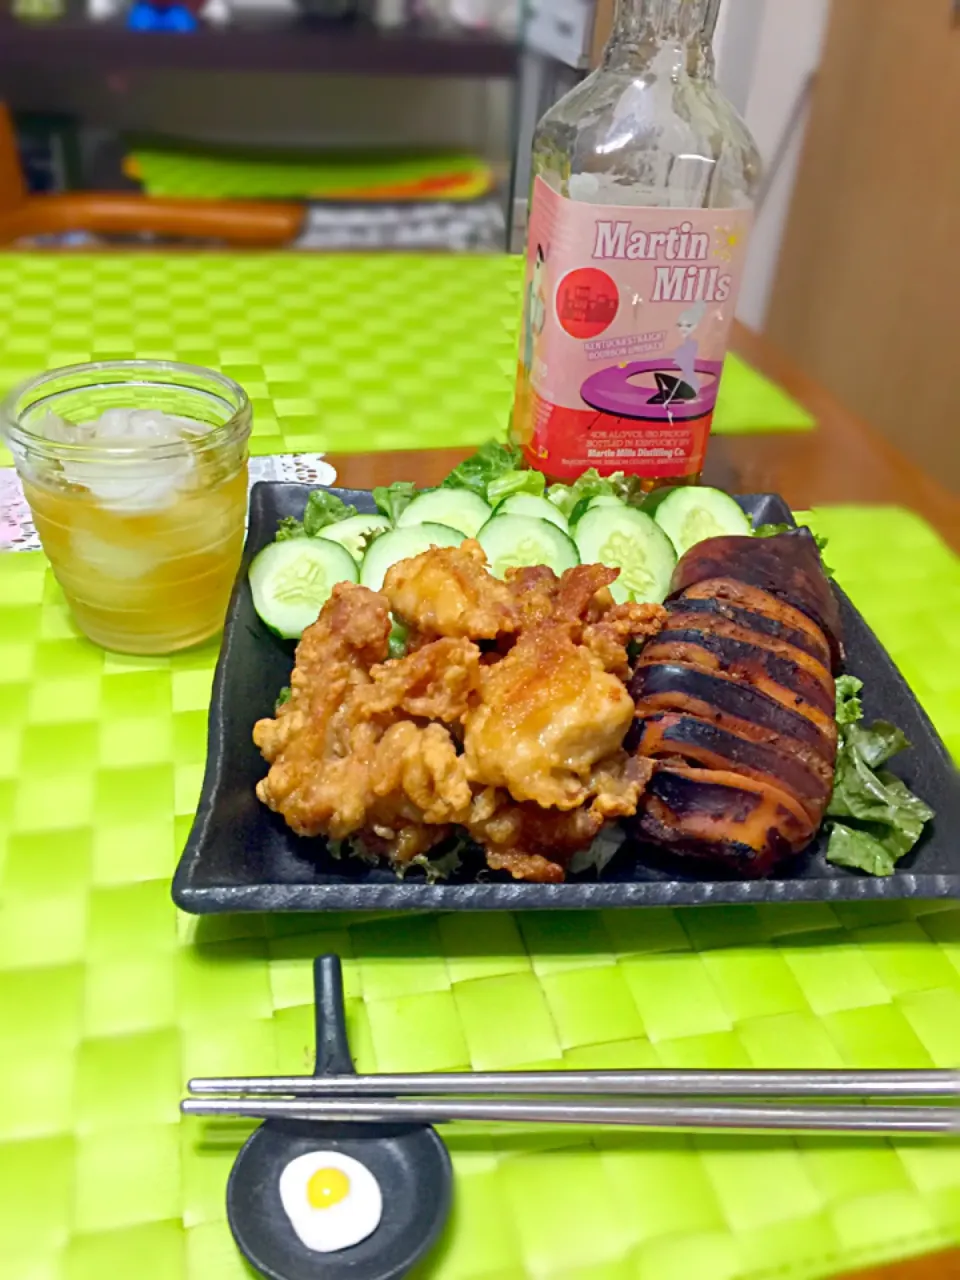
[505,562,619,634]
[353,637,481,725]
[254,584,474,858]
[384,539,518,640]
[253,582,390,773]
[467,788,608,884]
[462,623,636,810]
[254,546,666,883]
[582,601,669,678]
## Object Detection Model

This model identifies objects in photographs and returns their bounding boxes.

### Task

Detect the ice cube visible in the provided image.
[92,408,192,442]
[70,527,163,579]
[53,407,199,512]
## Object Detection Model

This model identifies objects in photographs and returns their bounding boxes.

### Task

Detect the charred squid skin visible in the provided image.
[641,628,836,716]
[668,530,844,667]
[631,766,815,878]
[665,595,831,668]
[629,662,837,758]
[631,691,838,793]
[630,712,831,823]
[676,579,836,671]
[635,641,836,738]
[628,533,841,877]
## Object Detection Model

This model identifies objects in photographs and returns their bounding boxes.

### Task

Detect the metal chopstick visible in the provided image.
[181,1096,960,1135]
[187,1069,960,1100]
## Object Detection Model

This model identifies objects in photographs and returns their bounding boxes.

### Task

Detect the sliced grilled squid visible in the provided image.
[628,529,842,876]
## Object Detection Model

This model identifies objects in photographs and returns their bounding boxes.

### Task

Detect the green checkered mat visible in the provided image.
[0,254,813,470]
[126,147,495,201]
[2,505,958,1280]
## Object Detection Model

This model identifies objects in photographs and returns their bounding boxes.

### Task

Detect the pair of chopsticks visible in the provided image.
[183,1069,960,1136]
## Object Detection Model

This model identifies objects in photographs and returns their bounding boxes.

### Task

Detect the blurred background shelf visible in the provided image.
[0,15,520,77]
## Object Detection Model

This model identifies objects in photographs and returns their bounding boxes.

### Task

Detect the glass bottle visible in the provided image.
[511,0,762,489]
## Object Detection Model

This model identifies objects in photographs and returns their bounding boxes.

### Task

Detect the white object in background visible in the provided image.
[229,0,295,13]
[374,0,407,26]
[202,0,231,23]
[525,0,592,67]
[89,0,123,19]
[450,0,518,36]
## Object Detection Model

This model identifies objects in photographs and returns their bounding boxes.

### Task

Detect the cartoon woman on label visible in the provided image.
[668,300,707,402]
[523,245,548,378]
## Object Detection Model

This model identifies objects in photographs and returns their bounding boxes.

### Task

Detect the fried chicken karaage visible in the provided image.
[254,542,667,882]
[254,583,475,862]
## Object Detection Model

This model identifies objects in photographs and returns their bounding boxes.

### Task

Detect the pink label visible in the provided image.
[513,177,753,480]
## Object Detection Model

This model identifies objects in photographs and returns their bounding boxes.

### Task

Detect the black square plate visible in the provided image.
[173,484,960,913]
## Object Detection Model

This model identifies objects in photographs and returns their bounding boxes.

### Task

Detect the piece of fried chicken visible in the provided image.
[466,754,654,883]
[254,543,667,884]
[254,583,477,862]
[462,623,637,810]
[384,539,518,640]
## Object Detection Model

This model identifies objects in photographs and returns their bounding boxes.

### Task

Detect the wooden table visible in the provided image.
[330,322,960,555]
[330,321,960,1280]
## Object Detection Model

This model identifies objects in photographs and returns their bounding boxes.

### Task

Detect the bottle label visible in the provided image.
[515,177,753,480]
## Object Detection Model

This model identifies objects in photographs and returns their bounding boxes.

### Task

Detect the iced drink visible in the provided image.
[2,361,251,654]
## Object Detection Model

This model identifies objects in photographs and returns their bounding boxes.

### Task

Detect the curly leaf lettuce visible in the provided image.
[277,490,358,540]
[441,439,523,500]
[834,674,864,726]
[825,676,933,876]
[487,468,546,505]
[547,468,645,519]
[373,480,418,523]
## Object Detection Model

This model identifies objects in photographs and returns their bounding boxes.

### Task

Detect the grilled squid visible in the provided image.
[629,530,842,876]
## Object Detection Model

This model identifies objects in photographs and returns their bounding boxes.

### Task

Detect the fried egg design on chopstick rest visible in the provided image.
[278,1150,383,1253]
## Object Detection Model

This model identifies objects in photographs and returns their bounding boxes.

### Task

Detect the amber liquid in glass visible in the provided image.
[25,464,248,654]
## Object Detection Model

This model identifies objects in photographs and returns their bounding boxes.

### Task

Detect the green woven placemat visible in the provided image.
[0,254,812,469]
[127,147,495,200]
[0,505,958,1280]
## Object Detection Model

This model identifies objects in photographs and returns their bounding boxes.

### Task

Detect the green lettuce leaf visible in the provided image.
[440,439,522,499]
[834,674,864,726]
[397,846,463,883]
[277,490,358,540]
[276,516,306,541]
[388,619,409,660]
[826,823,903,878]
[487,468,546,505]
[567,829,625,877]
[274,686,291,711]
[847,721,910,770]
[546,468,644,519]
[825,676,933,876]
[373,480,418,523]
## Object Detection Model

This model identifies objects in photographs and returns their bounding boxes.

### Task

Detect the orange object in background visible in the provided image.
[0,103,303,246]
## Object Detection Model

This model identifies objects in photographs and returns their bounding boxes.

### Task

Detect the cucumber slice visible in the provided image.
[316,513,392,562]
[397,490,492,539]
[493,492,570,532]
[570,494,625,525]
[249,538,358,640]
[575,506,677,605]
[640,485,679,517]
[654,486,752,557]
[359,523,463,592]
[476,514,579,579]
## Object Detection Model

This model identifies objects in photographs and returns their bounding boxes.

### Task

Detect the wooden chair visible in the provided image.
[0,103,304,246]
